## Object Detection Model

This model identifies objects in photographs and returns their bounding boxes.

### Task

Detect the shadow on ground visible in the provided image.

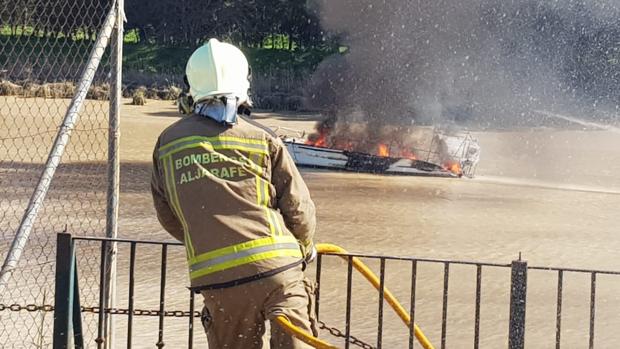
[0,161,153,195]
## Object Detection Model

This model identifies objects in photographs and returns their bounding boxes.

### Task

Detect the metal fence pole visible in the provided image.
[103,0,125,348]
[508,259,527,349]
[156,245,168,348]
[53,233,75,349]
[589,273,596,349]
[0,1,118,297]
[188,290,195,349]
[96,241,110,349]
[315,254,323,321]
[344,256,353,349]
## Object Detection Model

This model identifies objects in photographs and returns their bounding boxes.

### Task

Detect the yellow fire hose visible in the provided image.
[275,243,435,349]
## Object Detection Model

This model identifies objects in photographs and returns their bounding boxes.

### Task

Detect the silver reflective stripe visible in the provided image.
[189,242,300,273]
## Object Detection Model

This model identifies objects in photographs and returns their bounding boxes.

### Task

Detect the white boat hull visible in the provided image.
[284,141,459,177]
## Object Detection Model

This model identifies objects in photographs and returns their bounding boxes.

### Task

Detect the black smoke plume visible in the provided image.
[306,0,620,129]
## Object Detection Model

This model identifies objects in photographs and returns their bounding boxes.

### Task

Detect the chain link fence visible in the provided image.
[0,0,119,347]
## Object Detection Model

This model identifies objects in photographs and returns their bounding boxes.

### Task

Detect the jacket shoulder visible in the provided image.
[157,114,281,150]
[157,116,191,144]
[238,115,279,139]
[235,116,287,157]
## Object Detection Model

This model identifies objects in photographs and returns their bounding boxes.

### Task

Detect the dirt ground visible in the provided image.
[2,97,620,348]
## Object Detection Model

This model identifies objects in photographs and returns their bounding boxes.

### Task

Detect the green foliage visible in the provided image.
[122,42,336,76]
[0,34,98,74]
[1,0,338,81]
[0,25,95,40]
[124,29,140,44]
[123,44,193,74]
[245,46,336,73]
[123,0,328,48]
[0,27,336,79]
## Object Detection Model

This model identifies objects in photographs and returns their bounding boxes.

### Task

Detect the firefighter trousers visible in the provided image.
[200,264,318,349]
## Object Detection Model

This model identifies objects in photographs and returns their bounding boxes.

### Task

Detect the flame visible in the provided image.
[444,162,463,176]
[377,144,390,157]
[335,140,354,151]
[399,149,417,160]
[304,121,466,177]
[306,123,418,161]
[306,130,328,147]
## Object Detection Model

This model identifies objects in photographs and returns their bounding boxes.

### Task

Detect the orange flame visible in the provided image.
[399,149,417,160]
[306,129,328,147]
[306,125,420,161]
[444,162,463,176]
[377,144,390,157]
[335,140,354,151]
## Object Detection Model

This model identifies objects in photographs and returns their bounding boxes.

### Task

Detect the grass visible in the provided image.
[123,44,193,74]
[0,25,96,40]
[0,35,97,72]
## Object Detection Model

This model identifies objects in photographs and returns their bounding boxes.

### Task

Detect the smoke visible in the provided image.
[306,0,620,129]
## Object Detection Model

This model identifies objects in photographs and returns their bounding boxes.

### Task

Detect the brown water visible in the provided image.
[7,99,620,348]
[112,165,620,348]
[304,171,620,348]
[303,126,620,349]
[113,102,620,348]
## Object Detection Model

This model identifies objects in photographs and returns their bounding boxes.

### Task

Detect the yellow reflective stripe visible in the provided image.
[256,153,263,208]
[189,242,300,273]
[160,135,268,151]
[216,136,267,145]
[215,150,264,176]
[159,136,268,158]
[269,209,285,236]
[161,142,267,159]
[165,156,194,258]
[255,153,278,236]
[257,154,284,236]
[162,156,183,230]
[258,153,266,207]
[189,235,298,264]
[178,143,264,177]
[162,155,194,258]
[190,249,303,279]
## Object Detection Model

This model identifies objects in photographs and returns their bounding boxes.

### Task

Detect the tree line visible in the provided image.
[125,0,327,49]
[2,0,616,109]
[1,0,327,50]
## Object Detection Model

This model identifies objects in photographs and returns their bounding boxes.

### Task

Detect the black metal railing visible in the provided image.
[526,265,620,349]
[53,233,620,349]
[53,233,194,349]
[315,251,515,349]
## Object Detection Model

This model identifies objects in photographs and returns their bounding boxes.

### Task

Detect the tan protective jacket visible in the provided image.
[151,114,316,289]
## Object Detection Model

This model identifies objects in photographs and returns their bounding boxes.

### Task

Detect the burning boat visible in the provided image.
[280,127,480,178]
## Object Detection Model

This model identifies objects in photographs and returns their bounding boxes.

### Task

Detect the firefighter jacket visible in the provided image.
[151,113,316,290]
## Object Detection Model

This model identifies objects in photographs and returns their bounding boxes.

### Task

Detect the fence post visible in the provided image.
[103,0,125,348]
[72,265,84,349]
[508,259,527,349]
[53,233,75,349]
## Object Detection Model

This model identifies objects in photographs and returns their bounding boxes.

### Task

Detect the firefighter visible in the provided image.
[150,38,318,348]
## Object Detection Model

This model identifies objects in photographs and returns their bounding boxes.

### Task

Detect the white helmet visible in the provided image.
[185,38,250,105]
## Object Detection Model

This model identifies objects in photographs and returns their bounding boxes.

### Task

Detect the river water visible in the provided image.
[94,103,620,348]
